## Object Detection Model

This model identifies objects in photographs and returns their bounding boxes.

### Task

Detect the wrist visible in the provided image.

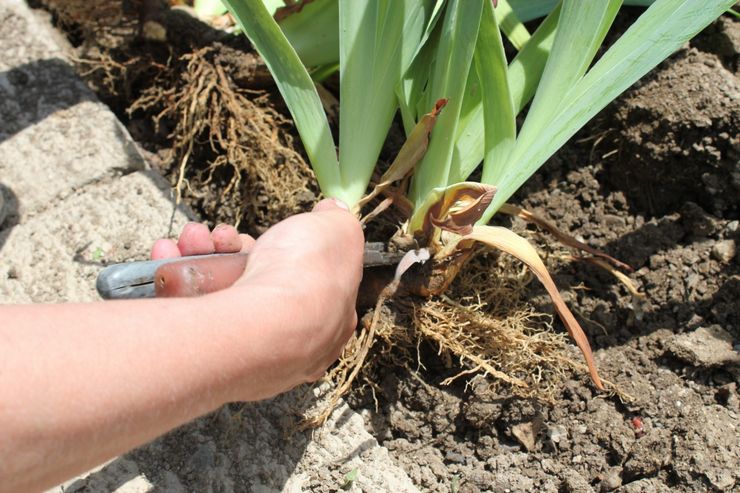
[198,281,298,403]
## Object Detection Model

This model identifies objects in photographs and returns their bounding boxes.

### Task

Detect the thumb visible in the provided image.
[312,197,351,213]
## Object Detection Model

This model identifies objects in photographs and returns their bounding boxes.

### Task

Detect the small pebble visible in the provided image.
[600,469,623,492]
[711,239,735,263]
[548,425,568,444]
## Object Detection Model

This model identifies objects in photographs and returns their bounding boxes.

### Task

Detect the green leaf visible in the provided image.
[278,0,339,67]
[410,0,484,206]
[194,0,228,18]
[485,0,735,218]
[476,0,516,187]
[358,100,447,210]
[342,468,359,490]
[496,0,531,50]
[507,3,561,115]
[338,0,432,206]
[396,0,446,134]
[449,4,560,183]
[222,0,342,200]
[397,33,437,134]
[508,0,655,22]
[520,0,622,140]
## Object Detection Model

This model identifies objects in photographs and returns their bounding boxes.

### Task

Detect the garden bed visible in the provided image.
[37,1,739,491]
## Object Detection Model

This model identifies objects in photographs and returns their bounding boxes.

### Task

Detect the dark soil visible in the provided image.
[40,2,739,491]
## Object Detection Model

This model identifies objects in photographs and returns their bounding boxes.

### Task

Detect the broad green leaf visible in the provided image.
[496,0,530,50]
[397,35,437,134]
[410,0,484,206]
[486,0,735,217]
[507,3,561,115]
[338,0,432,206]
[278,0,339,67]
[519,0,622,141]
[221,0,342,199]
[449,4,560,183]
[508,0,654,21]
[397,0,446,134]
[476,0,516,187]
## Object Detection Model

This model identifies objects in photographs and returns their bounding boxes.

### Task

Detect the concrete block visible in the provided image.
[0,100,147,219]
[0,170,190,303]
[51,391,419,493]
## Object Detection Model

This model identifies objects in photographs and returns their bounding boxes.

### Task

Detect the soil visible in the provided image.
[37,2,739,492]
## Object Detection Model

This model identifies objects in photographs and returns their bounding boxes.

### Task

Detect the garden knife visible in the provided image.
[96,242,405,299]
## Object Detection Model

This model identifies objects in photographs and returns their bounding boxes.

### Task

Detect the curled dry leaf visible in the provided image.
[465,225,605,390]
[419,183,496,239]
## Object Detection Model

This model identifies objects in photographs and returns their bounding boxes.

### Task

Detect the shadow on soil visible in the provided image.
[65,389,322,492]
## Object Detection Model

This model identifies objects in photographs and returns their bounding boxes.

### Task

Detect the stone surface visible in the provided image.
[0,170,189,303]
[667,325,740,368]
[1,1,415,491]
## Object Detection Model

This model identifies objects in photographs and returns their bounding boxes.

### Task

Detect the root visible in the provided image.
[304,279,401,428]
[304,251,581,427]
[129,46,317,230]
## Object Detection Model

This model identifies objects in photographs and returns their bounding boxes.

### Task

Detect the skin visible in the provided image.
[0,198,364,493]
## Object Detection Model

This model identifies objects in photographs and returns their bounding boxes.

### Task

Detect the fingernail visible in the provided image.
[332,198,350,211]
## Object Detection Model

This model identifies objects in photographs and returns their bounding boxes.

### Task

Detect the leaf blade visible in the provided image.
[222,0,342,199]
[410,0,485,205]
[338,0,432,206]
[486,0,735,216]
[466,225,605,390]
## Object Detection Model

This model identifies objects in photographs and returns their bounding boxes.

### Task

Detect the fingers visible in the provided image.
[151,239,181,260]
[151,222,251,296]
[177,222,253,256]
[153,223,252,260]
[211,224,242,253]
[239,234,256,253]
[177,223,215,256]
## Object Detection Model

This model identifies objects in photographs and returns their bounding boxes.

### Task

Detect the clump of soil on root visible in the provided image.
[129,45,317,231]
[308,244,591,427]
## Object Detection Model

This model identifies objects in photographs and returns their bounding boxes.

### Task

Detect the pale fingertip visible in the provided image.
[238,233,256,253]
[312,197,350,213]
[211,224,242,253]
[151,238,181,260]
[178,222,215,256]
[332,198,350,211]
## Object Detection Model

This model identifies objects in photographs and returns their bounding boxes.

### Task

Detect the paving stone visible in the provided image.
[0,170,190,303]
[0,0,143,219]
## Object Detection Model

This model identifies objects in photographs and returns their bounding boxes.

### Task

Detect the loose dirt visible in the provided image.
[38,2,739,491]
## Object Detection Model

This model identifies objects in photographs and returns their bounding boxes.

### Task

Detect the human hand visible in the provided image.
[151,223,255,296]
[217,198,364,400]
[154,199,365,402]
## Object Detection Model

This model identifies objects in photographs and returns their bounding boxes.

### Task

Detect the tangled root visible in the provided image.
[305,249,585,426]
[130,46,317,230]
